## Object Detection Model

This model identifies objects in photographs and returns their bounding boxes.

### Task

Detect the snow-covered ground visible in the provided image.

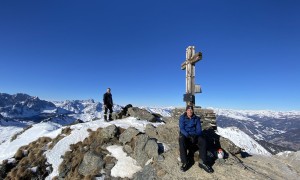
[0,122,63,162]
[0,116,164,179]
[217,126,271,156]
[107,145,142,178]
[1,104,297,178]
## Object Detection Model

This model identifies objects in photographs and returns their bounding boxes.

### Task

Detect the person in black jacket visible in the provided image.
[103,88,113,121]
[179,105,213,173]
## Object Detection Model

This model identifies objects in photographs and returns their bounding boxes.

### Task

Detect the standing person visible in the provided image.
[179,105,214,173]
[103,88,113,121]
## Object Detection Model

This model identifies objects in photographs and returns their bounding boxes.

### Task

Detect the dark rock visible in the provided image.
[78,151,104,176]
[123,144,133,154]
[111,104,133,120]
[112,112,122,120]
[127,107,156,122]
[101,125,118,140]
[145,124,157,139]
[133,164,157,180]
[156,123,179,144]
[119,127,140,145]
[14,149,24,160]
[219,137,241,155]
[145,139,159,160]
[131,134,159,167]
[133,134,150,166]
[121,104,133,117]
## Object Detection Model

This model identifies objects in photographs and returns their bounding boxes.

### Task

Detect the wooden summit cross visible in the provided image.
[181,46,202,106]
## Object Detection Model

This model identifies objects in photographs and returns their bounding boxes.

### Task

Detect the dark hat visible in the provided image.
[186,105,194,111]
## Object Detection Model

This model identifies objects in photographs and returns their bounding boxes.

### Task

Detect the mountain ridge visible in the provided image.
[1,93,300,179]
[1,93,299,154]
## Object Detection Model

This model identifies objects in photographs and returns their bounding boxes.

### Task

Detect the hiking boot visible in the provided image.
[180,163,189,172]
[199,163,214,173]
[104,115,108,121]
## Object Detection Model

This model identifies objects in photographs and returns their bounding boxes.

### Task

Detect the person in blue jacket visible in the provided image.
[179,105,213,173]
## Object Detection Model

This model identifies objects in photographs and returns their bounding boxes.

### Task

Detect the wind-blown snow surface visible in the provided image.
[217,126,271,155]
[0,122,62,162]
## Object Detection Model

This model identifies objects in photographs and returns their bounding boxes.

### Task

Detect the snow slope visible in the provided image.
[217,126,271,156]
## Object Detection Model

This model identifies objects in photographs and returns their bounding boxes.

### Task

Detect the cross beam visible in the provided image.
[181,52,202,70]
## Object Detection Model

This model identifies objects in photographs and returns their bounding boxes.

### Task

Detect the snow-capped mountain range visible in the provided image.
[212,108,300,153]
[1,93,300,179]
[0,93,56,119]
[1,93,299,155]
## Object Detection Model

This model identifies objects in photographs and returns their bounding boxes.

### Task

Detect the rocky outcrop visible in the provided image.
[78,151,104,176]
[1,108,299,180]
[56,124,159,179]
[133,134,158,166]
[119,127,140,145]
[127,107,157,122]
[111,105,160,122]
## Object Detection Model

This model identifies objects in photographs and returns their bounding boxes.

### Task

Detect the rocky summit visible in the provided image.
[1,112,299,179]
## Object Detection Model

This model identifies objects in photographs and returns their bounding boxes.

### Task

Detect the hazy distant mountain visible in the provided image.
[213,108,300,153]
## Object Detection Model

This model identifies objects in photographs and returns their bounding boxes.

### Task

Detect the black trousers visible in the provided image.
[179,134,207,164]
[104,105,113,120]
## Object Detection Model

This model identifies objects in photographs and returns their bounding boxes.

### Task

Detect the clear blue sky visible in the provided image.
[0,0,299,110]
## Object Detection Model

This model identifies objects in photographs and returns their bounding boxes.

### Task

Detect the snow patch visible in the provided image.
[106,145,142,178]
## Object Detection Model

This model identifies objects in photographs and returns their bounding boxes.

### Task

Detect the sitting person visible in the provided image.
[179,105,214,173]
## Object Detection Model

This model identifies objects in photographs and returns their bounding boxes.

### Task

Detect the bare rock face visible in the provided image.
[145,139,159,161]
[119,127,140,145]
[132,134,159,166]
[145,117,179,145]
[219,136,241,155]
[145,124,157,138]
[78,151,104,176]
[100,124,118,140]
